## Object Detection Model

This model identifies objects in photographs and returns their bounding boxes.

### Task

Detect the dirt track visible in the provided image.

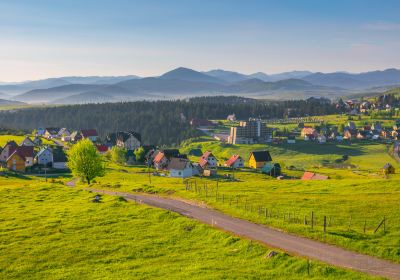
[88,188,400,279]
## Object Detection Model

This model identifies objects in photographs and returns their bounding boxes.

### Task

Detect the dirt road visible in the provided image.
[88,188,400,279]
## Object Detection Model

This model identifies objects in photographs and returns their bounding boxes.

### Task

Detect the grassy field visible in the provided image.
[0,177,376,279]
[0,134,53,147]
[88,137,400,263]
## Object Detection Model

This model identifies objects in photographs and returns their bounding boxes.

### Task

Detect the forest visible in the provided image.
[0,96,337,145]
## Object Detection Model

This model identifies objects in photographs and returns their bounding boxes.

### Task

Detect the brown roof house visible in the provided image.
[6,146,34,172]
[167,158,195,178]
[301,171,328,180]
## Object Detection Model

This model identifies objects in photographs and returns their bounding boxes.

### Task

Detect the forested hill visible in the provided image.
[0,97,336,145]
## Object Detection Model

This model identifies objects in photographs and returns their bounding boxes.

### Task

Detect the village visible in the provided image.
[1,107,398,180]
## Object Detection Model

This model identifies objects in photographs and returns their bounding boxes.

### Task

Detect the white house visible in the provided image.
[317,135,327,143]
[224,155,244,168]
[58,128,71,138]
[199,151,218,169]
[116,131,141,151]
[167,158,194,178]
[52,148,67,169]
[35,147,53,166]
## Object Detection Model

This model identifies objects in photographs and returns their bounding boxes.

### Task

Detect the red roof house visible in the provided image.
[224,154,244,168]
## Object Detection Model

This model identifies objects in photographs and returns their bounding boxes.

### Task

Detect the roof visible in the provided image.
[7,146,34,161]
[53,148,67,162]
[201,151,215,159]
[225,154,242,167]
[80,129,98,138]
[36,146,53,157]
[301,127,316,134]
[106,131,142,145]
[21,137,35,145]
[45,127,61,135]
[301,171,328,180]
[249,151,272,162]
[153,152,166,164]
[3,140,17,149]
[167,157,191,170]
[96,144,108,152]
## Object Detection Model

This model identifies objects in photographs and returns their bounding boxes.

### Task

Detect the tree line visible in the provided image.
[0,97,337,145]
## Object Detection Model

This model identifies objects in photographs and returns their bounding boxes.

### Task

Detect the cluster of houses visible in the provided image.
[146,148,280,178]
[0,136,67,172]
[298,120,400,143]
[37,127,100,143]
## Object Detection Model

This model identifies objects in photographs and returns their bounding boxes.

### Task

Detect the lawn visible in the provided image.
[0,177,375,279]
[0,134,53,147]
[89,138,400,263]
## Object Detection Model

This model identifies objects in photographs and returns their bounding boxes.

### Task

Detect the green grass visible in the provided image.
[89,137,400,263]
[0,178,375,279]
[0,134,53,147]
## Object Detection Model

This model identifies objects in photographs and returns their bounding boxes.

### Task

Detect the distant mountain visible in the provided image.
[0,99,25,106]
[0,75,140,96]
[13,84,103,103]
[160,67,225,84]
[249,72,270,81]
[302,68,400,89]
[203,69,249,83]
[268,71,313,81]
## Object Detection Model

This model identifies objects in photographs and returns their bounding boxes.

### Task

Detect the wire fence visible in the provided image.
[184,179,392,236]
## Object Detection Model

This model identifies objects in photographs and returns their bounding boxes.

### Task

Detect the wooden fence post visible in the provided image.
[323,216,327,233]
[311,211,314,229]
[363,220,367,234]
[374,217,386,234]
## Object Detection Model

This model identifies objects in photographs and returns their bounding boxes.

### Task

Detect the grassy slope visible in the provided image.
[91,137,400,263]
[0,178,374,279]
[0,135,53,147]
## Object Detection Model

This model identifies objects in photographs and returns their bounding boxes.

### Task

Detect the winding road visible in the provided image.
[88,188,400,279]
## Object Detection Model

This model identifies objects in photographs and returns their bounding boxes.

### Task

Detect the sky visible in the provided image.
[0,0,399,82]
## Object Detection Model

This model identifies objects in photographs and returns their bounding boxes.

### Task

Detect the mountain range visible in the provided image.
[0,68,399,104]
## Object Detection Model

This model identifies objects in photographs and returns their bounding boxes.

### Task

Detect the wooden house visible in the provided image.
[249,151,272,169]
[6,146,34,171]
[343,129,357,140]
[224,155,244,168]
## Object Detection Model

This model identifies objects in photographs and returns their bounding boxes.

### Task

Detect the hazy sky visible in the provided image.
[1,0,399,81]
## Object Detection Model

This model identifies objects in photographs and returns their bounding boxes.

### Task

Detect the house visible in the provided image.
[262,163,281,177]
[382,163,395,175]
[44,128,60,139]
[372,122,382,132]
[343,129,357,140]
[116,131,141,151]
[70,131,82,142]
[35,147,53,166]
[152,149,183,170]
[33,136,42,146]
[58,128,70,138]
[52,148,67,169]
[300,127,317,138]
[199,151,218,169]
[20,136,35,147]
[6,146,34,171]
[6,151,26,172]
[249,151,272,169]
[224,155,244,168]
[35,128,46,136]
[227,114,236,122]
[301,171,328,180]
[380,130,389,139]
[348,122,356,130]
[80,129,98,142]
[317,134,327,143]
[167,158,194,178]
[0,141,18,163]
[287,135,296,144]
[96,144,109,154]
[357,130,370,140]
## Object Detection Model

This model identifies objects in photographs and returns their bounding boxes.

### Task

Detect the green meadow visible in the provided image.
[90,138,400,263]
[0,178,376,279]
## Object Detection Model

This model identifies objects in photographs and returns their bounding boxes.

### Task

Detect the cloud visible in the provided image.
[363,21,400,31]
